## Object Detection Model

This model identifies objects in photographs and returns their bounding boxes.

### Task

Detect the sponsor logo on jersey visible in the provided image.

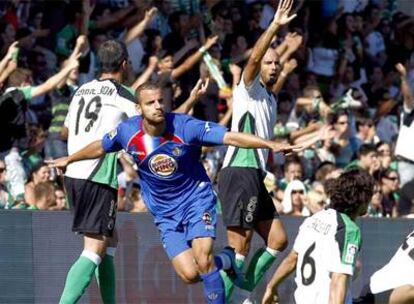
[345,244,358,264]
[149,154,177,177]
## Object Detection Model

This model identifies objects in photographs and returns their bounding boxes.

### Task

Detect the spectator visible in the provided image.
[281,180,309,216]
[24,162,50,207]
[379,169,399,218]
[32,181,55,210]
[367,182,384,217]
[0,160,12,209]
[54,187,67,210]
[346,143,379,174]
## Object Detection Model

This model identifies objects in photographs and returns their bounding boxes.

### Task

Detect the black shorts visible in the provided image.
[64,177,117,237]
[218,167,278,229]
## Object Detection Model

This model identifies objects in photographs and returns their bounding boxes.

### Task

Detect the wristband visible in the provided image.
[198,46,207,54]
[280,71,288,78]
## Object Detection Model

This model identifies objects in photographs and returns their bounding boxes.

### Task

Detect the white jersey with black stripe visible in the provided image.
[222,73,277,171]
[64,79,138,188]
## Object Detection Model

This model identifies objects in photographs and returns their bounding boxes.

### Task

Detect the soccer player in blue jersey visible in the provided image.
[48,82,302,304]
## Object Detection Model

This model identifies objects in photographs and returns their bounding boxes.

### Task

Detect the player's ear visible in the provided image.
[136,104,142,115]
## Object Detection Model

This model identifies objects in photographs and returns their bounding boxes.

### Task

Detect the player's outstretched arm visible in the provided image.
[262,250,298,304]
[329,272,349,304]
[244,0,296,87]
[46,140,106,169]
[223,131,303,154]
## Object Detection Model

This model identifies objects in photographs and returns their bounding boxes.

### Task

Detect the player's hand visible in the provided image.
[45,157,70,169]
[395,63,407,78]
[272,0,296,26]
[262,287,280,304]
[190,78,209,99]
[270,142,303,154]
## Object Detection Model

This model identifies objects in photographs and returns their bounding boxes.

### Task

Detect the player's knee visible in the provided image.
[195,253,214,274]
[268,234,288,252]
[177,269,199,284]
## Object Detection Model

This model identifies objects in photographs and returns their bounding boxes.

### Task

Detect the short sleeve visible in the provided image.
[240,72,260,93]
[182,116,227,146]
[102,125,124,153]
[327,219,361,276]
[293,220,309,253]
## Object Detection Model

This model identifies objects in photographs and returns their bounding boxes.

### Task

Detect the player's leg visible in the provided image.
[242,178,287,293]
[217,168,259,299]
[171,249,201,283]
[389,285,414,304]
[95,229,118,304]
[241,219,287,293]
[192,237,226,304]
[61,177,117,304]
[60,234,107,304]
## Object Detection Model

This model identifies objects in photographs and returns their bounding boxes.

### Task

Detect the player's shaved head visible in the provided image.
[136,82,162,103]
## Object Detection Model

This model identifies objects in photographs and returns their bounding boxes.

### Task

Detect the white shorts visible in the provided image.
[370,247,414,294]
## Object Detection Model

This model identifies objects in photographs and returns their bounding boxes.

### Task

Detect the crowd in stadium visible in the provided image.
[0,0,413,219]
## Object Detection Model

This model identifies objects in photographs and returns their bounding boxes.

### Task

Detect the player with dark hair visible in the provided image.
[262,169,375,304]
[57,39,138,304]
[47,82,305,304]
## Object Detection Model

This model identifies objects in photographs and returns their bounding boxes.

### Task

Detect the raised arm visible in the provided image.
[244,0,296,86]
[396,63,414,110]
[131,56,158,90]
[46,140,105,169]
[174,78,208,114]
[31,55,80,99]
[262,250,298,304]
[0,41,18,74]
[124,7,157,45]
[279,32,303,64]
[171,35,219,80]
[328,273,349,304]
[272,58,297,94]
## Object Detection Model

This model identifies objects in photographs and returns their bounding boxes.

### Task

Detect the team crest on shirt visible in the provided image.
[172,147,182,156]
[149,154,177,177]
[108,128,117,139]
[345,244,358,264]
[202,212,214,231]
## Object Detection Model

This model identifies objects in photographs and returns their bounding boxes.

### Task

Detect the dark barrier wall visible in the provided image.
[0,211,413,304]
